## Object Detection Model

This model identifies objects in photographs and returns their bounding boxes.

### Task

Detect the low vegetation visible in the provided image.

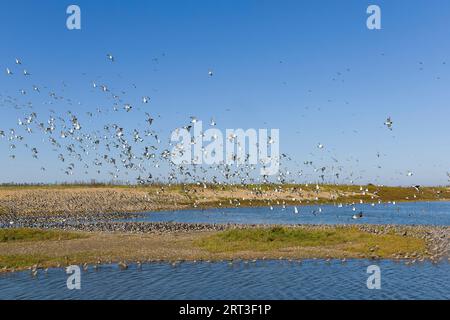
[0,254,54,269]
[196,226,426,258]
[0,228,85,243]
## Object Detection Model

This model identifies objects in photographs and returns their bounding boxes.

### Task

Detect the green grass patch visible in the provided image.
[0,228,86,243]
[0,254,54,269]
[196,226,426,258]
[0,251,111,270]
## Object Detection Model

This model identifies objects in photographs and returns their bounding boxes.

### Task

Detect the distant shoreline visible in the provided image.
[1,184,449,217]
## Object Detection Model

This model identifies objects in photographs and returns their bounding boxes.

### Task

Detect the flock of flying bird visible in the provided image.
[0,54,449,204]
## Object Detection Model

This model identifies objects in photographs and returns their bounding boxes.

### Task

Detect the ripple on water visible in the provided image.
[0,260,449,300]
[121,202,450,226]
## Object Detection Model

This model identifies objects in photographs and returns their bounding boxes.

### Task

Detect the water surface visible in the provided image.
[122,201,450,226]
[0,260,448,300]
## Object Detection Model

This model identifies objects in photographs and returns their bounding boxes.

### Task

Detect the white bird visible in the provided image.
[106,53,115,62]
[15,58,21,65]
[317,143,324,149]
[294,206,299,214]
[142,96,150,104]
[208,70,213,77]
[6,68,13,75]
[384,117,393,130]
[352,212,363,219]
[124,104,132,112]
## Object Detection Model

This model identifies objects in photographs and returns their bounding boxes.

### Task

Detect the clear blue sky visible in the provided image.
[1,0,450,186]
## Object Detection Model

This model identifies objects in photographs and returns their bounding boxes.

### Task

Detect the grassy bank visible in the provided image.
[196,226,425,258]
[0,229,88,269]
[0,226,430,271]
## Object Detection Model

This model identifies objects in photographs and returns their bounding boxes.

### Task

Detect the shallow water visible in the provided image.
[0,260,448,300]
[122,201,450,226]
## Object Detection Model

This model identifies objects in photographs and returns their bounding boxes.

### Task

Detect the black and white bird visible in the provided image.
[384,117,393,130]
[352,211,363,219]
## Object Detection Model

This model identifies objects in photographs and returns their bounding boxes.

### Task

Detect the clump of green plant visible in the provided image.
[0,254,51,269]
[196,226,426,258]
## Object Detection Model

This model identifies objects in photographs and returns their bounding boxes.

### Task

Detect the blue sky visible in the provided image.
[1,0,450,185]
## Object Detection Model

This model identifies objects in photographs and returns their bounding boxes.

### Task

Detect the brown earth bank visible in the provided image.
[0,184,449,217]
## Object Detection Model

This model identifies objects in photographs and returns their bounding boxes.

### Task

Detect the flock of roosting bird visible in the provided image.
[0,54,449,219]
